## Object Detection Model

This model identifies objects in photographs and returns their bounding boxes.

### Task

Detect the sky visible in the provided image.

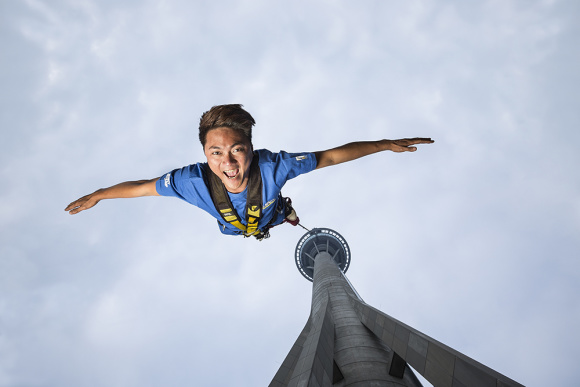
[1,0,579,386]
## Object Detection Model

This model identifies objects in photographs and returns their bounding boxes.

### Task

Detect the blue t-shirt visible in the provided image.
[156,149,317,235]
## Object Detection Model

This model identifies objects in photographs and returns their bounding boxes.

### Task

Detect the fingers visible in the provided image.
[395,138,434,145]
[389,138,433,152]
[65,199,80,212]
[390,145,415,152]
[67,207,80,215]
[65,197,83,212]
[66,203,90,215]
[65,201,83,214]
[64,195,97,214]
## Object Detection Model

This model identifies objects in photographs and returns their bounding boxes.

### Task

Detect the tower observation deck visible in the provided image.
[270,228,524,387]
[294,228,350,282]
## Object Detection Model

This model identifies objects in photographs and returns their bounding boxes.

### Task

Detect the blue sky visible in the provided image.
[1,0,579,386]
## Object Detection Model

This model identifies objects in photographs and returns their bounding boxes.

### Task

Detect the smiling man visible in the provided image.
[66,104,433,240]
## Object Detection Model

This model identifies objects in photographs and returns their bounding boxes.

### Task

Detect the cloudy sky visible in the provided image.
[1,0,579,386]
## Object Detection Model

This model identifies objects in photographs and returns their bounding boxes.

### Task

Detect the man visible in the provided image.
[66,104,433,239]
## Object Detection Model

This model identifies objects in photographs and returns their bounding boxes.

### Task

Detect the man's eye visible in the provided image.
[212,151,221,155]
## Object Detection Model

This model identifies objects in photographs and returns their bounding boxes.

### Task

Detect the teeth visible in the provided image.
[224,169,238,179]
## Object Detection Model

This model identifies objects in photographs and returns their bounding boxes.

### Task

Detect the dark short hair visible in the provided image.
[199,104,255,147]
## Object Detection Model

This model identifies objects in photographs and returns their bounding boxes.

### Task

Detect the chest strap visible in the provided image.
[204,153,263,237]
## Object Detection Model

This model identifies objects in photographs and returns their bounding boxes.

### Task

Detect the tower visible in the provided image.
[269,228,524,387]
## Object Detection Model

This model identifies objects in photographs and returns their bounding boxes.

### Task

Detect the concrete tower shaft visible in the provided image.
[311,252,422,386]
[270,228,524,387]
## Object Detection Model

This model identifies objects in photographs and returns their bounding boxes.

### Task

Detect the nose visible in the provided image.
[224,152,235,164]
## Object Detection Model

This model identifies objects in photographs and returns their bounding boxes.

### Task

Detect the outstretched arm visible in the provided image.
[65,178,160,215]
[314,138,434,169]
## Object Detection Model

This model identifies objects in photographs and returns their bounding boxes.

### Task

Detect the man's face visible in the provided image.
[204,127,253,193]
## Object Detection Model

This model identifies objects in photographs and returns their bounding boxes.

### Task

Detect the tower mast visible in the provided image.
[270,228,524,387]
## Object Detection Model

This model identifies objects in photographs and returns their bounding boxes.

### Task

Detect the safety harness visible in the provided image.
[204,152,267,239]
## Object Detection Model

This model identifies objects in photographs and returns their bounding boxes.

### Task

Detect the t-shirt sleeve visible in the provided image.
[280,151,317,180]
[155,164,203,206]
[257,149,317,188]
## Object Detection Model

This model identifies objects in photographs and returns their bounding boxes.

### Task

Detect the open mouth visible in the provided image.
[223,169,239,179]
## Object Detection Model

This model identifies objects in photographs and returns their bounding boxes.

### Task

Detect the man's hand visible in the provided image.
[65,191,103,215]
[383,138,434,152]
[65,179,160,215]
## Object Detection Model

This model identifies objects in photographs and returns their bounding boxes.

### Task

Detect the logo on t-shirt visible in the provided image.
[296,156,306,161]
[263,198,276,210]
[164,173,171,188]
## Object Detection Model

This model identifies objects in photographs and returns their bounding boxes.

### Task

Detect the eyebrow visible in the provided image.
[208,142,245,150]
